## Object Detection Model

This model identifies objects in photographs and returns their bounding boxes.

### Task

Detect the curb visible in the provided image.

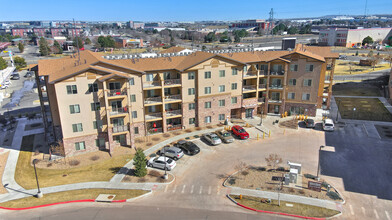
[125,190,152,202]
[227,194,335,220]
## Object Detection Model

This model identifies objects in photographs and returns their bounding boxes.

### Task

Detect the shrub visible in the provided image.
[134,149,147,177]
[185,137,190,140]
[289,188,295,193]
[163,133,171,138]
[228,178,236,185]
[206,125,213,129]
[327,191,341,200]
[195,127,202,131]
[299,189,305,194]
[149,153,156,158]
[157,177,166,183]
[90,155,100,161]
[258,167,266,171]
[123,176,131,181]
[277,167,285,171]
[149,170,161,177]
[46,163,53,167]
[194,135,200,138]
[304,174,317,180]
[322,181,329,189]
[185,129,192,133]
[137,177,147,183]
[18,114,22,118]
[69,160,80,166]
[146,142,153,147]
[266,186,273,190]
[173,131,181,135]
[152,137,160,141]
[241,171,249,176]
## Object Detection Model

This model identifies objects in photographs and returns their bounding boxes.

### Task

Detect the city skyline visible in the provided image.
[1,0,392,22]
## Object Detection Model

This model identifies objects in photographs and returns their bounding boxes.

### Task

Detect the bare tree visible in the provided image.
[265,154,282,169]
[234,161,248,171]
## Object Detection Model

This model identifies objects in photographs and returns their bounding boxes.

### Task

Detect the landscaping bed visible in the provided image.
[332,83,381,97]
[24,122,44,131]
[335,97,392,121]
[231,195,340,218]
[122,169,174,183]
[226,166,342,202]
[0,152,9,194]
[0,189,148,208]
[15,135,134,189]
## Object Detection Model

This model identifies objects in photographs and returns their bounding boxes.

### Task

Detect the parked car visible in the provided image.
[231,125,249,139]
[304,119,315,128]
[322,119,335,131]
[147,156,176,171]
[10,73,20,80]
[157,146,184,160]
[215,130,234,143]
[339,55,347,60]
[174,140,200,155]
[24,71,34,77]
[202,132,222,145]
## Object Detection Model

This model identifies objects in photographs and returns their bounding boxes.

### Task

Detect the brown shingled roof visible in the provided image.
[158,46,186,54]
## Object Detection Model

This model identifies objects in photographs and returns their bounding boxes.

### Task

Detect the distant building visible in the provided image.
[114,37,144,48]
[33,28,48,37]
[40,21,51,27]
[158,46,194,55]
[50,28,66,37]
[319,28,392,47]
[231,19,273,31]
[67,28,83,37]
[11,28,29,37]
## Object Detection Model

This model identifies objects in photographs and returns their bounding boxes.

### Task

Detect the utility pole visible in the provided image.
[73,18,80,64]
[269,8,274,41]
[364,0,368,18]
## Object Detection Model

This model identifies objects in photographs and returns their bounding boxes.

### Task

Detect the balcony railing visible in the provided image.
[109,107,128,116]
[112,125,128,133]
[144,96,162,104]
[166,109,182,117]
[107,89,127,97]
[148,127,163,135]
[243,71,257,77]
[145,112,163,120]
[270,71,285,76]
[165,94,182,102]
[268,99,282,103]
[164,79,181,86]
[258,97,266,103]
[167,124,182,131]
[269,85,283,89]
[258,84,267,89]
[242,85,257,91]
[143,81,161,88]
[259,70,267,75]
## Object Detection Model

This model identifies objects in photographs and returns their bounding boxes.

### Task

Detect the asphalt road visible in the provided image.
[334,68,391,81]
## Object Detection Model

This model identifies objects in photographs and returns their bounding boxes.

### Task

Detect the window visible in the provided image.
[303,79,312,87]
[204,87,211,94]
[134,127,139,134]
[231,83,237,90]
[72,123,83,132]
[231,97,238,104]
[205,102,211,109]
[243,66,247,72]
[146,73,154,81]
[219,85,225,92]
[189,118,196,125]
[132,111,137,118]
[204,71,211,79]
[75,141,85,151]
[88,83,98,93]
[66,85,77,94]
[302,93,310,101]
[188,88,195,95]
[95,139,105,148]
[288,92,295,100]
[205,116,211,123]
[289,79,297,86]
[290,64,298,72]
[232,68,238,75]
[108,82,121,90]
[219,114,225,120]
[219,70,225,77]
[93,120,103,129]
[130,94,136,102]
[272,64,283,73]
[69,104,80,114]
[188,72,195,80]
[189,103,195,110]
[91,102,100,111]
[129,78,135,85]
[219,99,225,107]
[305,64,314,72]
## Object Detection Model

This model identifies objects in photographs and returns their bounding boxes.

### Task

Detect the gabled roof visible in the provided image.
[97,72,133,82]
[159,46,186,54]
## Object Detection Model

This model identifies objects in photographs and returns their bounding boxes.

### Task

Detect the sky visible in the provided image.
[1,0,392,22]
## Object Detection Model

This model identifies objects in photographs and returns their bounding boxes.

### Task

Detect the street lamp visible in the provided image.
[316,146,325,179]
[335,99,340,122]
[32,159,43,198]
[163,147,168,180]
[352,107,356,120]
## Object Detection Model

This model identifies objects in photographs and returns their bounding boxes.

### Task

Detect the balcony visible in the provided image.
[147,127,163,135]
[112,125,128,133]
[325,75,331,84]
[269,85,283,89]
[166,109,182,118]
[258,97,266,103]
[258,84,267,89]
[145,112,163,121]
[143,81,161,89]
[269,71,285,76]
[164,79,181,86]
[243,71,257,78]
[323,92,329,97]
[107,89,127,97]
[242,85,257,92]
[109,106,128,116]
[144,96,162,105]
[165,94,182,102]
[167,124,182,131]
[259,70,267,76]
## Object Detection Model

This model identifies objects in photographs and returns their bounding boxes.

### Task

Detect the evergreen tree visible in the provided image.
[39,37,50,56]
[73,37,84,49]
[53,40,63,54]
[13,56,26,70]
[134,149,147,177]
[84,38,91,45]
[18,42,24,53]
[0,57,7,70]
[362,36,374,45]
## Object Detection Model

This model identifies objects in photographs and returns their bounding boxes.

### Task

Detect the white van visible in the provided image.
[323,119,335,131]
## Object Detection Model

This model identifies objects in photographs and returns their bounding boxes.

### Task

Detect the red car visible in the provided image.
[231,125,249,139]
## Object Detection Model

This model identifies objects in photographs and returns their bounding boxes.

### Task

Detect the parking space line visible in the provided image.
[172,185,177,193]
[190,185,194,194]
[374,209,379,219]
[386,211,391,220]
[164,185,168,193]
[349,204,354,215]
[181,185,186,194]
[208,186,211,195]
[361,207,366,215]
[199,186,203,194]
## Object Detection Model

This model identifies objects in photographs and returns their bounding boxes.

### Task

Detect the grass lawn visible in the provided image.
[332,85,381,97]
[15,135,134,189]
[334,60,390,75]
[231,195,340,218]
[336,97,392,121]
[0,189,148,208]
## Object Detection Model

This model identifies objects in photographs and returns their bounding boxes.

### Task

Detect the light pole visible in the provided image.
[32,159,43,198]
[352,107,356,120]
[335,99,340,122]
[163,147,168,180]
[316,146,325,180]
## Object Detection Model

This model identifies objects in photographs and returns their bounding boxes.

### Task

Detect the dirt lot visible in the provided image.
[334,59,390,75]
[332,83,381,97]
[336,97,392,121]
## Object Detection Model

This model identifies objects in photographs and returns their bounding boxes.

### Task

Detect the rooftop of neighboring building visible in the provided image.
[159,46,186,54]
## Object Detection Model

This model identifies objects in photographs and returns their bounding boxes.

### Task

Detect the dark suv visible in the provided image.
[174,140,200,155]
[11,73,20,80]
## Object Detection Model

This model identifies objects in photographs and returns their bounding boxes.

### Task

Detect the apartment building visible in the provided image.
[319,28,392,47]
[36,45,338,156]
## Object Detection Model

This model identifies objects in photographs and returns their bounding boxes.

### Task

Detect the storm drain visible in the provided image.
[375,125,392,140]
